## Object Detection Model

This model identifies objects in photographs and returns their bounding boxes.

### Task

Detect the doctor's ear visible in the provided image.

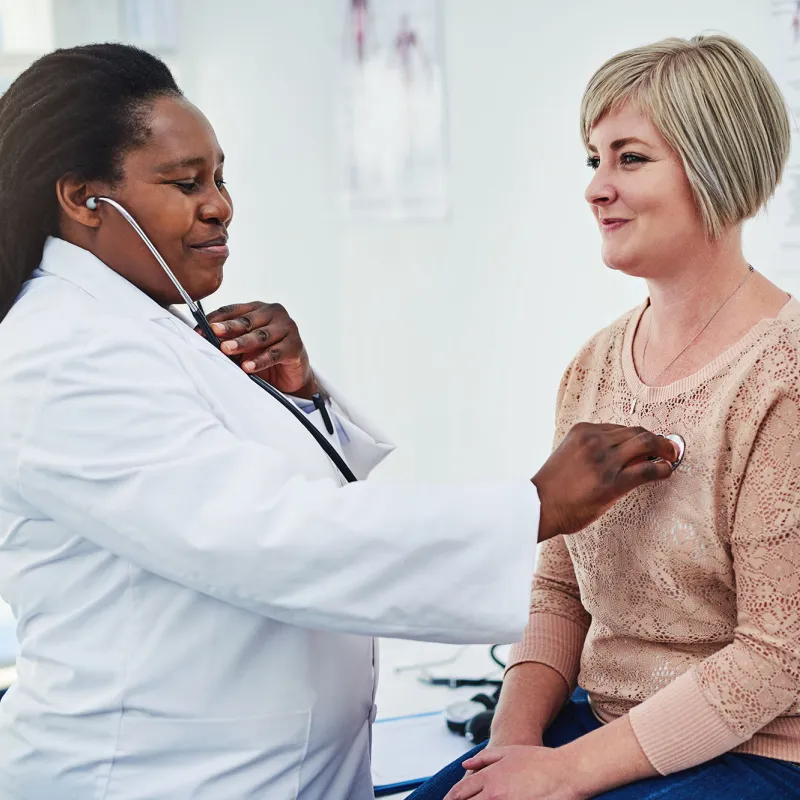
[56,173,107,228]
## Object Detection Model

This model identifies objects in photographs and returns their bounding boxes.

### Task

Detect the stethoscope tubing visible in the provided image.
[88,196,358,484]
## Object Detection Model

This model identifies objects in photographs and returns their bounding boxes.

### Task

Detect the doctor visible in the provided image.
[0,44,678,799]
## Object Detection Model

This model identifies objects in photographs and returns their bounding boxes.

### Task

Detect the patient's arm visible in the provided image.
[560,713,657,794]
[491,534,591,746]
[490,662,569,747]
[491,360,592,747]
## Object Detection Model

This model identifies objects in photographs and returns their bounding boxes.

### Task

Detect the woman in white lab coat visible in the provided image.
[0,45,678,799]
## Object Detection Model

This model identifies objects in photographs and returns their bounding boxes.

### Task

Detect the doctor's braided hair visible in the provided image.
[0,43,181,322]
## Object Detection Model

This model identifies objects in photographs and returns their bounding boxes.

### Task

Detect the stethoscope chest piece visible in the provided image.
[665,433,686,470]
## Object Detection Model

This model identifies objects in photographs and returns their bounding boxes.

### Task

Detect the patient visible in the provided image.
[410,34,800,800]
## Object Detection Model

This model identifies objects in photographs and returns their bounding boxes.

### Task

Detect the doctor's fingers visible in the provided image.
[614,429,679,468]
[242,339,309,373]
[615,457,674,495]
[218,321,295,356]
[205,301,261,323]
[206,302,294,338]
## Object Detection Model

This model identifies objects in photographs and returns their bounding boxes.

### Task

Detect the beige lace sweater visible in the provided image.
[508,297,800,775]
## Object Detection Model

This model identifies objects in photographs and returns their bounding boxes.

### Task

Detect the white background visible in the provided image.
[1,2,798,774]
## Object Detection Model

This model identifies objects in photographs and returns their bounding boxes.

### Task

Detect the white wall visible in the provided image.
[182,0,786,484]
[180,1,345,377]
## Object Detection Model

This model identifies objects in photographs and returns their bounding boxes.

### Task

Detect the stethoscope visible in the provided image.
[85,195,358,484]
[661,433,686,471]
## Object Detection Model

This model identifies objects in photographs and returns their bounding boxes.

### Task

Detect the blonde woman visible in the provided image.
[410,34,800,800]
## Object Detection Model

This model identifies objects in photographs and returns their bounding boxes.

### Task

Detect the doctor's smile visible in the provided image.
[189,232,229,259]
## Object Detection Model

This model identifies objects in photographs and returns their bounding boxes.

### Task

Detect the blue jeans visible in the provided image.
[408,691,800,799]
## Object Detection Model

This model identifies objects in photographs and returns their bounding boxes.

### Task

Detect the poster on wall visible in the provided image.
[337,0,449,220]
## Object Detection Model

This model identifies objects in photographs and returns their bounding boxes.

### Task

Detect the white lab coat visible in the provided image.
[0,237,539,800]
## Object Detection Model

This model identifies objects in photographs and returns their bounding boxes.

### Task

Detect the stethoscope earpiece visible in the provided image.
[86,196,98,211]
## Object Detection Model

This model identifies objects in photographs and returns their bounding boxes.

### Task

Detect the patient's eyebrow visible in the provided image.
[587,137,652,153]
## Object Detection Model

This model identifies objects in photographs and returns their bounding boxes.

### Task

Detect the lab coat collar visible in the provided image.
[38,236,178,323]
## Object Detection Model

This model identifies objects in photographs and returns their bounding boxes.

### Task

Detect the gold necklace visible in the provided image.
[630,265,755,414]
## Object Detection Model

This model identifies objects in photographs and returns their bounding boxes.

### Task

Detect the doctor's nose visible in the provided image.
[200,192,233,228]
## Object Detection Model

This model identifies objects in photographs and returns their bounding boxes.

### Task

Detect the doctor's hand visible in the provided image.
[532,423,678,541]
[199,302,317,398]
[445,745,584,800]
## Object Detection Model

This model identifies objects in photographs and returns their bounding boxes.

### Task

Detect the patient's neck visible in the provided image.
[634,228,772,385]
[645,230,750,337]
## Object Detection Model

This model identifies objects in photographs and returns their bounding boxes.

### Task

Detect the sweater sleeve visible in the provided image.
[505,536,592,688]
[630,385,800,774]
[506,363,592,689]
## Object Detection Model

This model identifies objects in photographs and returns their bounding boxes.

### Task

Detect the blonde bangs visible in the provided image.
[579,36,790,239]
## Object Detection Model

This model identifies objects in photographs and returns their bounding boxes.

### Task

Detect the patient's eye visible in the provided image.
[620,153,649,166]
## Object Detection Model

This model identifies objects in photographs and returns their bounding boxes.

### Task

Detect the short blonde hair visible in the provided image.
[580,35,791,239]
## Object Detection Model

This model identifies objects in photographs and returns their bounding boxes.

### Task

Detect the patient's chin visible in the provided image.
[601,247,649,279]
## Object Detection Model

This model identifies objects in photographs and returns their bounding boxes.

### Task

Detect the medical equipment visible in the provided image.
[444,686,500,742]
[665,433,686,470]
[85,196,358,484]
[646,434,686,470]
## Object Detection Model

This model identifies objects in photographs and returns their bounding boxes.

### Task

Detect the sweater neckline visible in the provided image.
[621,295,798,407]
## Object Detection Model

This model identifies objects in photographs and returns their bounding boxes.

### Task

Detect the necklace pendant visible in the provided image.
[631,397,637,414]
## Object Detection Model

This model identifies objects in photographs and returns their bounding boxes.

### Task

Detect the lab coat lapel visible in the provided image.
[38,236,239,369]
[38,236,175,324]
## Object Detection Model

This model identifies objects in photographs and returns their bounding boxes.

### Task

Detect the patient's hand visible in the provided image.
[448,745,583,800]
[532,423,678,540]
[460,733,543,781]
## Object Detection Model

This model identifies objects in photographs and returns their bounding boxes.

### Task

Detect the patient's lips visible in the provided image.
[599,216,631,234]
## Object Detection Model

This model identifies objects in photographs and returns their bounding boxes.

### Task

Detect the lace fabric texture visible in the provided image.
[508,299,800,774]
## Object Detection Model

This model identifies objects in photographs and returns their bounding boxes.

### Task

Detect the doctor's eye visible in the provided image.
[173,180,199,193]
[586,156,600,170]
[215,178,227,190]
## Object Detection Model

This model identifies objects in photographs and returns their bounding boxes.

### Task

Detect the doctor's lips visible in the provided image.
[599,217,631,233]
[189,233,229,258]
